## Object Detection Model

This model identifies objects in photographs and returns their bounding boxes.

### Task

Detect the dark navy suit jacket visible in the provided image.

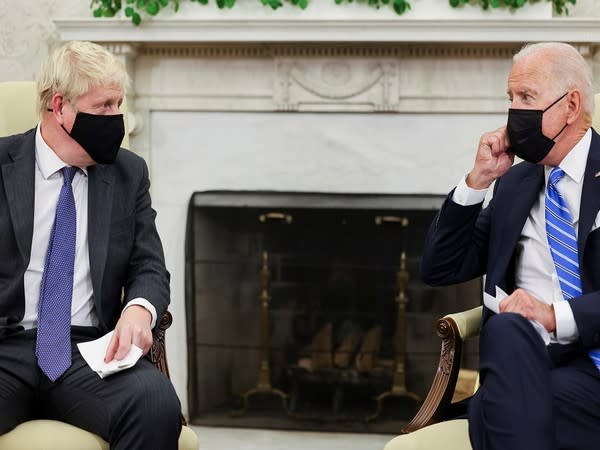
[0,128,170,332]
[421,128,600,351]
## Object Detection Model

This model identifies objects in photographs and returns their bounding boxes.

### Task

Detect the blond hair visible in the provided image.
[514,42,594,116]
[37,41,130,116]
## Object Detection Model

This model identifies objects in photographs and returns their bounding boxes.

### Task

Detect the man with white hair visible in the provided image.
[0,41,181,449]
[421,42,600,449]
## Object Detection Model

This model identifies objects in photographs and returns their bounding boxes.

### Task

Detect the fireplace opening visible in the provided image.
[185,191,481,433]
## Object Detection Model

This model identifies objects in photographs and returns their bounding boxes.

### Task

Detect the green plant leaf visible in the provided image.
[90,0,575,26]
[146,0,160,14]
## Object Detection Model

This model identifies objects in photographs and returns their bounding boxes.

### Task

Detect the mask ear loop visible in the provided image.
[543,92,569,112]
[47,108,76,138]
[551,122,569,140]
[543,92,569,140]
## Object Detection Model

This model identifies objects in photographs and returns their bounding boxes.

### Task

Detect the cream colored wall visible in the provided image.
[0,0,86,82]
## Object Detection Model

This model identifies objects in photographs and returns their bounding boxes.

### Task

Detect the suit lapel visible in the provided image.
[88,163,114,319]
[1,132,35,260]
[579,129,600,260]
[495,164,544,278]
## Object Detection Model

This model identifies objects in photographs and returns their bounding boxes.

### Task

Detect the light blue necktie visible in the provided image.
[545,167,600,370]
[36,166,77,382]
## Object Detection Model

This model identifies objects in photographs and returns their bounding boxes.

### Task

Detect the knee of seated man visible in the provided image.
[482,312,530,337]
[125,363,181,420]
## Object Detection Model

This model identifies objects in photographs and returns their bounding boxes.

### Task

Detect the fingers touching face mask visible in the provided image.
[506,92,569,164]
[48,104,125,165]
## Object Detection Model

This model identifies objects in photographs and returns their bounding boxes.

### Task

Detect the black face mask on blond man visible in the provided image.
[48,108,125,164]
[506,92,569,163]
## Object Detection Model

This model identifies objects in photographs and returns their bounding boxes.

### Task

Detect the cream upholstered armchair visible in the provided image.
[384,306,481,450]
[384,93,600,450]
[0,81,199,450]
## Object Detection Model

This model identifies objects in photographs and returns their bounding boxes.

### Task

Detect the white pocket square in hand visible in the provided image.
[77,330,143,379]
[484,286,550,345]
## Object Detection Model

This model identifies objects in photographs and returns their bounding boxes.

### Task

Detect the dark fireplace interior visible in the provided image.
[185,191,481,433]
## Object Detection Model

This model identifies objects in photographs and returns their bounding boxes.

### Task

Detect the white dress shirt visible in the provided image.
[21,125,156,329]
[453,128,597,344]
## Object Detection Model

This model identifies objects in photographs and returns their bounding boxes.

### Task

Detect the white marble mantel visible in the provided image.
[51,13,600,418]
[56,17,600,43]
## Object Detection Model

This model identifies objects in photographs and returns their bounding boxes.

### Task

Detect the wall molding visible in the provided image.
[136,43,525,59]
[55,18,600,44]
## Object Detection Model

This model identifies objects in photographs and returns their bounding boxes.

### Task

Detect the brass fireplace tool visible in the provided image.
[232,214,291,416]
[366,216,420,422]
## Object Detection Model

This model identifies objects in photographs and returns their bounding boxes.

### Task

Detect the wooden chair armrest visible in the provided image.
[402,306,482,433]
[148,310,173,380]
[146,310,188,426]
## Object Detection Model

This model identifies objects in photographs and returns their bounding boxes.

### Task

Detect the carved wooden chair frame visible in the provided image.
[148,310,187,426]
[402,306,482,433]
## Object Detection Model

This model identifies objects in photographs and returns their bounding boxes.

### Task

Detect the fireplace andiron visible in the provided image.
[232,240,289,416]
[366,217,420,422]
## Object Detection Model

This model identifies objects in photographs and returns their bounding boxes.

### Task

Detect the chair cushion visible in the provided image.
[0,420,108,450]
[384,419,470,450]
[180,425,200,450]
[0,420,199,450]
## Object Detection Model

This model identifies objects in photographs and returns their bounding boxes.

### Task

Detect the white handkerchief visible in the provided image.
[77,330,144,379]
[484,286,550,345]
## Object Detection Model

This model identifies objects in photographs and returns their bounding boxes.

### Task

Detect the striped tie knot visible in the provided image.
[548,167,565,191]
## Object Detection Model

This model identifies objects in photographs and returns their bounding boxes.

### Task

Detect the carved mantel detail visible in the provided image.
[274,58,399,111]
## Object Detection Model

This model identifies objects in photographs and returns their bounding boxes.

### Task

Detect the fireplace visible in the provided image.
[185,190,481,432]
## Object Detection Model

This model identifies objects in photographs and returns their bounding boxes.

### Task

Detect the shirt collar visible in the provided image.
[35,124,87,179]
[545,127,591,184]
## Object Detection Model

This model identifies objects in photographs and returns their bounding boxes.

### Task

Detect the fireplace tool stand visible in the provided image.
[232,216,290,416]
[366,217,420,422]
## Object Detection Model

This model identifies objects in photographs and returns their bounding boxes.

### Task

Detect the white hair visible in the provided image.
[513,42,594,116]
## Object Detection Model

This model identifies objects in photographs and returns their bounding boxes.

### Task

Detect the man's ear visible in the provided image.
[48,93,67,124]
[566,89,583,125]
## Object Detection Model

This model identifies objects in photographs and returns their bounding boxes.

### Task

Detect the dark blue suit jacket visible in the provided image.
[422,128,600,351]
[0,128,170,332]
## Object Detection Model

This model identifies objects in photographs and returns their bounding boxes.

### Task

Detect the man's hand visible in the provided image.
[499,288,556,333]
[104,305,153,363]
[466,126,514,190]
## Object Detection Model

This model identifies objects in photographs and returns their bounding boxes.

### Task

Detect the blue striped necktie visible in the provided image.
[545,167,600,370]
[36,166,78,381]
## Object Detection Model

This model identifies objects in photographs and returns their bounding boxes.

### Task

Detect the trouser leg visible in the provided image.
[468,313,555,450]
[0,330,39,435]
[552,355,600,450]
[41,329,182,450]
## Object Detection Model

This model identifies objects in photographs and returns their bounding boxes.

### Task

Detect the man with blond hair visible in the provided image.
[421,42,600,449]
[0,41,181,449]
